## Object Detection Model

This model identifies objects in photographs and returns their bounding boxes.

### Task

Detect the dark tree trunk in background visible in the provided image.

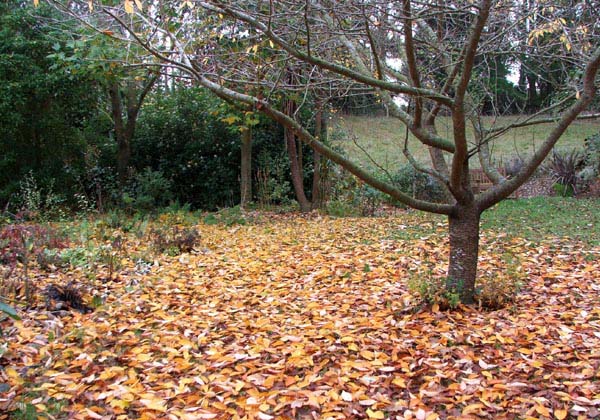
[311,107,325,209]
[285,123,312,212]
[447,203,480,304]
[284,98,312,212]
[108,74,158,186]
[108,81,130,185]
[526,73,538,112]
[240,127,253,208]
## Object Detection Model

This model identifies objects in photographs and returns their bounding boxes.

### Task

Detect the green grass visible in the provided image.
[333,115,600,172]
[382,197,600,246]
[481,196,600,246]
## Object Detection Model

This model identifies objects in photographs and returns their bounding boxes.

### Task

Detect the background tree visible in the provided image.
[0,1,100,207]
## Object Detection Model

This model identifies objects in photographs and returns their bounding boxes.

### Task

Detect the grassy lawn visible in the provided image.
[481,196,600,246]
[386,197,600,247]
[332,114,600,172]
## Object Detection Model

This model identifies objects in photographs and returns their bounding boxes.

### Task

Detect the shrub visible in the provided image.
[546,150,583,195]
[203,206,248,226]
[475,256,523,310]
[391,165,446,203]
[255,151,293,208]
[325,199,361,217]
[0,224,69,267]
[578,133,600,190]
[325,166,387,216]
[123,168,173,212]
[503,156,525,178]
[151,226,200,256]
[407,272,461,310]
[16,173,67,221]
[475,274,522,310]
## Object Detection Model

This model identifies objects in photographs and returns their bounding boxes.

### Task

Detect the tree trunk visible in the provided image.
[447,204,480,304]
[526,73,538,112]
[240,127,252,209]
[285,126,312,212]
[108,82,129,184]
[117,136,131,184]
[311,107,324,209]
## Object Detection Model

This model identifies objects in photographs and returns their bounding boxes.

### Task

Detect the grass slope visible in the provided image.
[333,115,600,172]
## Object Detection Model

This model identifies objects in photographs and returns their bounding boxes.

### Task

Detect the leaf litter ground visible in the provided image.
[1,212,599,419]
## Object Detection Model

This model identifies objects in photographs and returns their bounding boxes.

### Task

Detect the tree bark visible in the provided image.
[285,124,312,212]
[240,127,252,209]
[108,74,159,186]
[108,81,129,184]
[311,107,325,209]
[447,203,480,304]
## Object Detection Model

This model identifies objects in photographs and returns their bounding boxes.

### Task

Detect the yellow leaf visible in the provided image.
[535,404,551,417]
[5,367,24,385]
[462,403,484,415]
[88,0,93,11]
[136,353,152,362]
[432,303,440,312]
[33,0,39,6]
[124,0,134,14]
[222,115,239,125]
[392,377,406,388]
[5,367,19,378]
[554,408,567,420]
[110,399,130,410]
[139,398,167,412]
[134,0,143,10]
[366,408,385,419]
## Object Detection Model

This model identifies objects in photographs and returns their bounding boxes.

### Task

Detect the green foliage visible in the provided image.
[133,86,287,210]
[16,173,67,221]
[202,206,248,226]
[132,88,241,210]
[123,168,173,212]
[391,166,446,203]
[546,150,583,195]
[0,3,102,208]
[0,301,20,320]
[407,273,461,310]
[255,151,292,208]
[325,199,362,217]
[0,224,69,267]
[324,163,386,216]
[150,226,200,256]
[579,133,600,187]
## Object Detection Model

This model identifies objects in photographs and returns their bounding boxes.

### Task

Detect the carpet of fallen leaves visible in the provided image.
[1,212,600,419]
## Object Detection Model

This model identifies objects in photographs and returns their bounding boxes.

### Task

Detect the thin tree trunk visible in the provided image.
[240,127,252,209]
[311,107,324,209]
[108,82,128,184]
[526,73,538,112]
[109,74,159,186]
[285,125,312,212]
[447,203,480,304]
